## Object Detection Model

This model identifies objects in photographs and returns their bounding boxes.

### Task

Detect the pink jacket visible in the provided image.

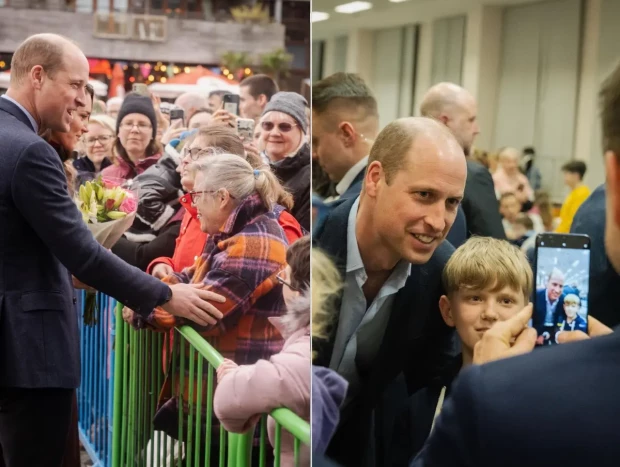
[213,294,311,467]
[101,153,161,180]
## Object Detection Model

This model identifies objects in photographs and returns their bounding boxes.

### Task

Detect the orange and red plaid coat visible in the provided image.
[140,192,288,440]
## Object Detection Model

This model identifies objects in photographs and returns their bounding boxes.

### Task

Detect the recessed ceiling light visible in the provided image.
[334,1,373,14]
[311,11,330,22]
[389,0,408,3]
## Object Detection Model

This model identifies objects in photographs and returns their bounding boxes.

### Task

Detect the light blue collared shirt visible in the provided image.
[1,94,39,133]
[329,196,411,400]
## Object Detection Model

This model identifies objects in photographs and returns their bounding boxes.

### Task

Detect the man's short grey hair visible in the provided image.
[548,268,565,282]
[10,34,76,86]
[312,72,378,118]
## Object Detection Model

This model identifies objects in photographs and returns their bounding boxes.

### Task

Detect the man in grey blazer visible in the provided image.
[0,34,224,467]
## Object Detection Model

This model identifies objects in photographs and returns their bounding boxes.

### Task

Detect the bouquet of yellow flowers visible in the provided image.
[75,176,138,325]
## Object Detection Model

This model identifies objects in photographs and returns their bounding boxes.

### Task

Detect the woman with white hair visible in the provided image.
[492,146,534,205]
[125,153,290,465]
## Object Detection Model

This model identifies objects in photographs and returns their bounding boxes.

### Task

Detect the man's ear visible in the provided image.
[363,160,383,198]
[258,94,268,107]
[606,150,620,226]
[338,122,356,148]
[439,295,456,327]
[439,114,450,126]
[31,65,44,90]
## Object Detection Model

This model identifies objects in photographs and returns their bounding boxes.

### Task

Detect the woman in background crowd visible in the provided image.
[147,125,302,278]
[260,92,311,231]
[493,147,534,208]
[73,114,115,181]
[40,84,95,467]
[102,93,162,180]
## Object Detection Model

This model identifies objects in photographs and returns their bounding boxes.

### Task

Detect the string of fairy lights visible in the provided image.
[0,54,255,86]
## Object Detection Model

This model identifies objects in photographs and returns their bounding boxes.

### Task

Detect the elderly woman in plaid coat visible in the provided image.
[125,153,290,463]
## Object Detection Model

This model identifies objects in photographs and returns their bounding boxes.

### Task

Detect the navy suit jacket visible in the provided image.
[570,184,620,327]
[533,289,564,335]
[0,97,169,388]
[412,330,620,467]
[339,168,365,201]
[462,159,505,239]
[313,196,457,466]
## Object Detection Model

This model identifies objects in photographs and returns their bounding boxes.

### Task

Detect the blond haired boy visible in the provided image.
[430,237,533,427]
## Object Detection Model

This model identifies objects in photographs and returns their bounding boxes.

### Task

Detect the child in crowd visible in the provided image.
[432,237,533,422]
[556,160,591,233]
[511,213,536,247]
[310,249,348,456]
[556,293,588,335]
[213,236,312,467]
[499,192,544,241]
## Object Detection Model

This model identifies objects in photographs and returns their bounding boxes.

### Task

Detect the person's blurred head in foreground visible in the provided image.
[599,61,620,274]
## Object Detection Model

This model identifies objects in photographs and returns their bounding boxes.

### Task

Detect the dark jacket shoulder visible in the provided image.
[413,332,620,467]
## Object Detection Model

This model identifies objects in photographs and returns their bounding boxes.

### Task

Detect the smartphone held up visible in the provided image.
[222,94,240,116]
[132,83,149,97]
[236,118,255,141]
[532,233,591,346]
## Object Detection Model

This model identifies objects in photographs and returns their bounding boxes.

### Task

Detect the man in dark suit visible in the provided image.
[571,184,620,327]
[312,73,379,201]
[0,34,224,467]
[411,56,620,467]
[420,83,506,239]
[313,117,467,466]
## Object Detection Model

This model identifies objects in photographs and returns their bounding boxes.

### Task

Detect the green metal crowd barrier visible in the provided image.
[110,302,310,467]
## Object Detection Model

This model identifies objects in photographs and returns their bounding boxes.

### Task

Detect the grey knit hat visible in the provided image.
[262,92,308,133]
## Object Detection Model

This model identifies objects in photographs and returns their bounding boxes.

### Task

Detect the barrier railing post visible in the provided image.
[104,311,311,467]
[111,302,124,467]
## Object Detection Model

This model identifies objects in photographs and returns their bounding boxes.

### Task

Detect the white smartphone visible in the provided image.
[237,118,255,141]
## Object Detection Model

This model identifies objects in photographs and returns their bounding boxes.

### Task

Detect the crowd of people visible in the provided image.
[0,33,311,467]
[2,26,620,467]
[310,65,620,466]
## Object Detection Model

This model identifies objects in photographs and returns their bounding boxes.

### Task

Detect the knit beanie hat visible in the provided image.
[262,92,308,133]
[116,93,157,140]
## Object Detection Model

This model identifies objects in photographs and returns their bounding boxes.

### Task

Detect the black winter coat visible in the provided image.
[270,143,311,232]
[126,146,184,243]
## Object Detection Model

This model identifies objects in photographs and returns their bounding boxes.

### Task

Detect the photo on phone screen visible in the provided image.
[170,109,185,125]
[237,118,255,141]
[223,94,240,116]
[533,233,590,346]
[132,83,149,97]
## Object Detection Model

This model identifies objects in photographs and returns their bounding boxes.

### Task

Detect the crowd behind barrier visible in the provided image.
[76,291,310,467]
